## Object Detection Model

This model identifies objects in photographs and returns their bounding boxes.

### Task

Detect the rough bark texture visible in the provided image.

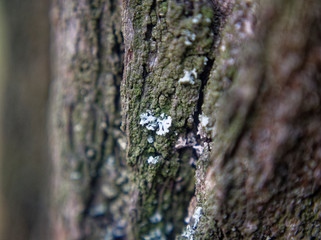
[50,0,129,239]
[121,1,231,239]
[51,0,321,239]
[191,0,321,239]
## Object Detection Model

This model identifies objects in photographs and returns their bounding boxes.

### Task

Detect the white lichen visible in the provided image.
[147,135,154,143]
[181,225,195,240]
[190,33,196,41]
[140,111,157,130]
[179,69,198,85]
[183,30,196,46]
[140,111,172,136]
[150,211,162,223]
[175,136,187,149]
[182,207,203,240]
[199,114,209,127]
[147,156,160,165]
[184,39,192,46]
[203,57,208,65]
[220,44,226,52]
[193,145,204,156]
[156,114,172,135]
[192,14,202,24]
[192,207,202,229]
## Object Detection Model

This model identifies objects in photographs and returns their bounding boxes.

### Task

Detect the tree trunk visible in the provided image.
[51,0,321,239]
[50,0,130,239]
[0,0,51,239]
[190,0,321,239]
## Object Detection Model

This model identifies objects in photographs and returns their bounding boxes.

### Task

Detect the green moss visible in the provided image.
[122,0,222,238]
[201,6,214,20]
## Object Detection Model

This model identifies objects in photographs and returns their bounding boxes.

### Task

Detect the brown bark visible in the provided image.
[192,0,321,239]
[49,0,321,239]
[0,0,51,239]
[50,0,128,239]
[121,0,229,239]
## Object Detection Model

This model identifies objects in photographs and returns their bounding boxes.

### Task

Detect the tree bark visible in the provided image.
[51,0,321,239]
[50,0,129,239]
[189,0,321,239]
[121,0,230,239]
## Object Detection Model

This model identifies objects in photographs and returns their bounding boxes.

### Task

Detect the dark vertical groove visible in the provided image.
[80,2,108,234]
[193,58,214,130]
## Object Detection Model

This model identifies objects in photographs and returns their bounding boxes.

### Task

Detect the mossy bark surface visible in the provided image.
[188,0,321,239]
[50,0,129,239]
[121,0,230,238]
[51,0,321,239]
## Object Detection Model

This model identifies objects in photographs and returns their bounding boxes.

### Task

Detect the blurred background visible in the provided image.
[0,0,52,239]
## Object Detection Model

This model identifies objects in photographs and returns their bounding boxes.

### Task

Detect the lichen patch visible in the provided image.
[178,69,198,85]
[140,111,172,136]
[147,156,160,165]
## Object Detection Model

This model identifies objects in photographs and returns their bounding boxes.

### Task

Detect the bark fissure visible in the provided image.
[81,1,106,226]
[193,58,214,137]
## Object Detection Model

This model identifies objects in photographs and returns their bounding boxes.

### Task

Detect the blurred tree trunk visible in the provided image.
[51,0,321,239]
[0,0,51,240]
[50,0,129,239]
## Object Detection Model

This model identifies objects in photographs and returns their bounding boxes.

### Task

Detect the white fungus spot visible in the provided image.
[181,225,195,240]
[175,137,187,149]
[220,44,226,52]
[140,111,172,136]
[140,111,157,130]
[199,114,209,127]
[192,207,202,229]
[179,69,198,85]
[156,115,172,135]
[182,207,203,239]
[150,211,163,223]
[147,135,154,143]
[190,33,196,41]
[184,39,192,46]
[147,156,160,165]
[192,14,202,24]
[203,57,208,65]
[183,30,196,46]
